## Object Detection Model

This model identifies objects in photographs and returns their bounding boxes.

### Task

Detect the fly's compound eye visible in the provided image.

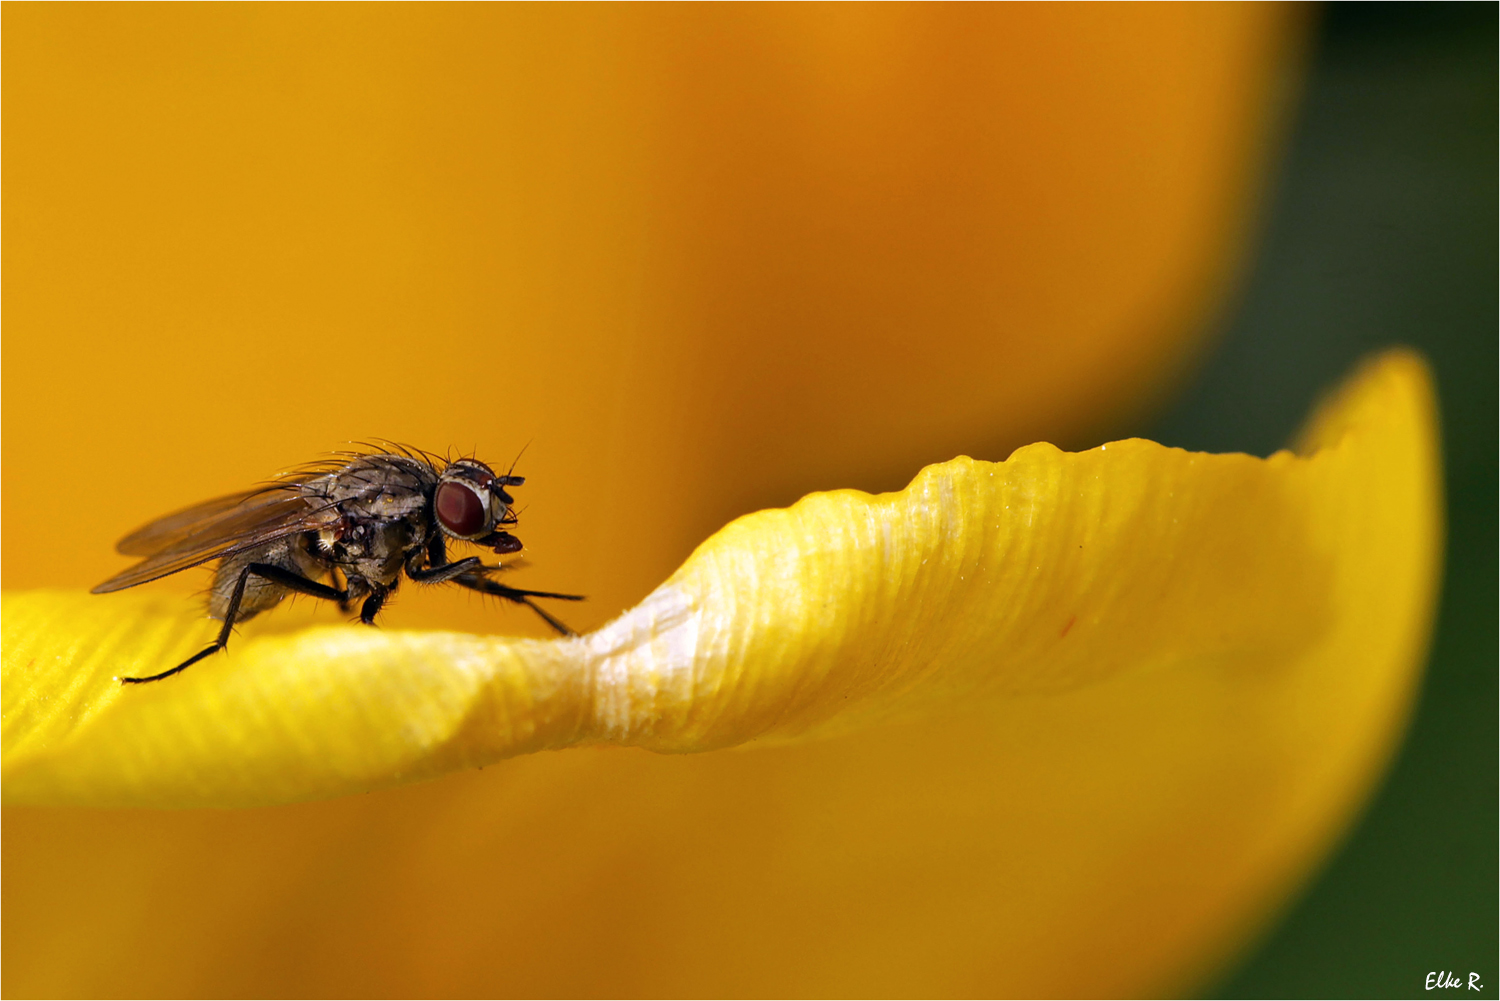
[435,480,492,539]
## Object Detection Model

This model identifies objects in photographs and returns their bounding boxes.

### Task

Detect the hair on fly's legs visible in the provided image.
[449,570,583,636]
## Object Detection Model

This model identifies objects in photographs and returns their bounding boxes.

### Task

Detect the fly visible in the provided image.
[93,445,583,684]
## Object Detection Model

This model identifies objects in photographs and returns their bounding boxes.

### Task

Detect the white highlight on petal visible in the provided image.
[582,584,702,741]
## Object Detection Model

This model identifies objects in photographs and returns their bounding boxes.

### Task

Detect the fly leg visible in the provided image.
[329,565,354,614]
[357,587,390,625]
[449,570,584,637]
[405,534,489,585]
[409,537,583,636]
[120,563,347,684]
[405,546,485,585]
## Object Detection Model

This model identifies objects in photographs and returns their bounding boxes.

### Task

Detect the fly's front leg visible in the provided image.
[405,545,485,584]
[450,570,584,637]
[120,563,348,684]
[406,534,484,584]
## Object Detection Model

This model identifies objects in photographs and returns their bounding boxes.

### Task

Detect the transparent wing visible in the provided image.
[115,485,310,556]
[93,490,342,593]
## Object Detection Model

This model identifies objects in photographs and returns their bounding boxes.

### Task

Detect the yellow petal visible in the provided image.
[3,349,1439,826]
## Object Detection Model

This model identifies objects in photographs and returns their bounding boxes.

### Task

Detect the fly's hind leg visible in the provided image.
[119,563,348,684]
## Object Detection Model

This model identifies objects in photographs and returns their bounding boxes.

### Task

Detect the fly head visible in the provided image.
[434,459,525,553]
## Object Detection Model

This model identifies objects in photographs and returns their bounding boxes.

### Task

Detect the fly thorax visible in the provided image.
[339,518,418,585]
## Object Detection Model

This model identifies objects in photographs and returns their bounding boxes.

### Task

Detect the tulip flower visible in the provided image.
[4,5,1439,998]
[3,346,1442,995]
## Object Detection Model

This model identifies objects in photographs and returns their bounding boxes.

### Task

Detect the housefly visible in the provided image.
[93,445,583,684]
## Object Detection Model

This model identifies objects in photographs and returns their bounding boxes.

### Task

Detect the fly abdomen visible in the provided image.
[209,535,325,623]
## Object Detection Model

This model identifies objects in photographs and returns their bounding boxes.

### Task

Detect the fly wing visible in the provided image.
[116,486,303,555]
[92,491,343,593]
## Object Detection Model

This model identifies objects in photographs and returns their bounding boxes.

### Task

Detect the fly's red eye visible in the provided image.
[435,481,487,537]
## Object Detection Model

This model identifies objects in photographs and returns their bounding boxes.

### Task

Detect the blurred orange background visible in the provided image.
[4,3,1294,623]
[3,4,1303,996]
